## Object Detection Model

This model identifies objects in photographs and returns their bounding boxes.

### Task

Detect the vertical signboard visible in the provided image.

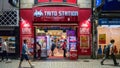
[20,9,34,56]
[78,9,91,55]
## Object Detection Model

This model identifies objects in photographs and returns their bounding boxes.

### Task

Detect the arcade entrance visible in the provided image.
[34,26,77,59]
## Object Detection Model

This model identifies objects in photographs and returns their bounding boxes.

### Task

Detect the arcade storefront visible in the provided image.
[20,6,92,59]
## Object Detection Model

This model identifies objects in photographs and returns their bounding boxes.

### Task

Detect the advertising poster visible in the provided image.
[99,34,106,44]
[80,35,89,48]
[36,36,47,57]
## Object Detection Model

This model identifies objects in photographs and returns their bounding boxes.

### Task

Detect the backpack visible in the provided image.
[105,44,111,54]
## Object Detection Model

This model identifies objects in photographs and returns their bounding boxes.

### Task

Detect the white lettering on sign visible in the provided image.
[59,11,78,16]
[34,10,78,17]
[45,11,57,16]
[22,28,32,34]
[80,28,90,34]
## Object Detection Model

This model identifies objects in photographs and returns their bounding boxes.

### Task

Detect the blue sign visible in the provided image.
[96,0,102,7]
[98,18,120,25]
[103,0,120,10]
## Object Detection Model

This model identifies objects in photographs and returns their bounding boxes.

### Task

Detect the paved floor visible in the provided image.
[0,59,120,68]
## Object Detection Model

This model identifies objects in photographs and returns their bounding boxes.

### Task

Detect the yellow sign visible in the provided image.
[99,34,106,44]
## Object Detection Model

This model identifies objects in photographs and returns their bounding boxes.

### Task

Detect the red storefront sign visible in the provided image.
[33,7,79,22]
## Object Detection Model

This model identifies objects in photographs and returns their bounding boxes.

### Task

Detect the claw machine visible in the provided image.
[36,34,47,58]
[67,30,77,60]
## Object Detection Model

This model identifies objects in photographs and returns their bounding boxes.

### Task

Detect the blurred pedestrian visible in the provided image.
[103,45,106,55]
[101,39,119,66]
[98,45,102,55]
[113,45,118,55]
[0,39,8,62]
[36,42,41,59]
[18,39,34,68]
[51,40,56,56]
[62,39,67,57]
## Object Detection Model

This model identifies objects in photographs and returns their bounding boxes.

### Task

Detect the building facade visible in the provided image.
[93,0,120,58]
[0,0,19,58]
[20,0,92,59]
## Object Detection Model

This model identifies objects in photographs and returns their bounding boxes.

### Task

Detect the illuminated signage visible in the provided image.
[34,10,78,17]
[96,0,102,7]
[21,18,32,34]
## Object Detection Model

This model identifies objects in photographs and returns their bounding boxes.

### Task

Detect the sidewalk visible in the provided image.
[0,59,120,68]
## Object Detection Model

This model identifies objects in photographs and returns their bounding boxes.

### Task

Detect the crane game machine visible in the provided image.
[36,35,47,58]
[67,30,77,60]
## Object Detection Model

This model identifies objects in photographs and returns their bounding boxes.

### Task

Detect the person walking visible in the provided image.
[18,39,34,68]
[0,39,8,62]
[101,39,119,66]
[98,45,102,55]
[103,45,106,55]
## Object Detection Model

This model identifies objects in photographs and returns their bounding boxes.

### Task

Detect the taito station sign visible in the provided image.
[33,7,79,22]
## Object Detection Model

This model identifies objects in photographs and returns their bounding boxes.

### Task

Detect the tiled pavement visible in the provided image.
[0,59,120,68]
